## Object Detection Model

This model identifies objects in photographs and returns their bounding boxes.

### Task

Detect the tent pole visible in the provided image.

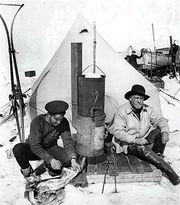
[93,21,96,73]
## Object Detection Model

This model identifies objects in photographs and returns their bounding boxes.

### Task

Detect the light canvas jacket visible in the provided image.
[112,102,169,145]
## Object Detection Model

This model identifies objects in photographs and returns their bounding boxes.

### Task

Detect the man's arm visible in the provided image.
[61,131,77,159]
[113,108,138,143]
[136,51,143,59]
[149,107,169,133]
[29,118,54,163]
[149,107,170,143]
[61,131,80,171]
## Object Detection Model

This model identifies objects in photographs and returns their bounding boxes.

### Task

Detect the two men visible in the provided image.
[112,84,180,185]
[13,100,80,178]
[13,87,179,186]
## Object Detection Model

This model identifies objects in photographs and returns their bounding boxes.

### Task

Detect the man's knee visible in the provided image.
[13,143,24,157]
[13,143,29,159]
[146,128,161,144]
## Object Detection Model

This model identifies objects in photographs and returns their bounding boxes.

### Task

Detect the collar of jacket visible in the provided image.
[126,102,148,115]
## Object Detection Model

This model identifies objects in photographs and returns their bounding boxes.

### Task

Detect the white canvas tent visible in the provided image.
[28,14,161,131]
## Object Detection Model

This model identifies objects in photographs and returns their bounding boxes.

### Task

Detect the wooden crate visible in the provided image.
[87,153,162,183]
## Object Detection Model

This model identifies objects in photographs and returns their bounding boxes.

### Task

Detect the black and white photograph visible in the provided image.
[0,0,180,204]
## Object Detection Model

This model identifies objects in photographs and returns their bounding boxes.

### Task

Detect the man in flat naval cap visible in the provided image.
[13,100,80,178]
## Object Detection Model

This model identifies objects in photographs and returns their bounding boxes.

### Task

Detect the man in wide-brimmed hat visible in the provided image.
[13,100,80,178]
[112,84,180,185]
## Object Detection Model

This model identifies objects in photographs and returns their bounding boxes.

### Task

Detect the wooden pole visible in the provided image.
[169,36,175,77]
[152,23,156,51]
[10,4,25,142]
[0,7,23,142]
[93,21,96,73]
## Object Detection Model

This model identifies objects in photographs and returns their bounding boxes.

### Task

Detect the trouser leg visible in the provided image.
[128,145,179,185]
[13,143,40,169]
[145,128,166,155]
[13,143,71,176]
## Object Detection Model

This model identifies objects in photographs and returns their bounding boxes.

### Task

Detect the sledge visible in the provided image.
[24,167,78,205]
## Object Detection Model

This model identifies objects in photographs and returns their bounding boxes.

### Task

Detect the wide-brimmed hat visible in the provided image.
[124,84,150,100]
[45,100,69,114]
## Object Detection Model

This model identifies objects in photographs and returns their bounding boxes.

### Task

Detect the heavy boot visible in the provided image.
[145,150,180,185]
[34,162,46,176]
[21,166,34,178]
[45,163,62,176]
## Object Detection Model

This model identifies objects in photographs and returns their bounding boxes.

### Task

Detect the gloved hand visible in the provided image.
[162,132,169,144]
[135,138,148,145]
[50,159,62,170]
[71,158,81,172]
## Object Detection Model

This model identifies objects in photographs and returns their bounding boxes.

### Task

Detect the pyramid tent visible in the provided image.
[28,14,161,130]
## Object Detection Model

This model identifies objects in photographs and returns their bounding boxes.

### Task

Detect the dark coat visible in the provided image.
[128,53,142,69]
[26,114,76,163]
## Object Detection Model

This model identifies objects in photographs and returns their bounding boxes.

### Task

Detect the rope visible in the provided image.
[0,102,11,110]
[0,3,23,6]
[82,64,106,76]
[28,103,46,114]
[159,88,180,102]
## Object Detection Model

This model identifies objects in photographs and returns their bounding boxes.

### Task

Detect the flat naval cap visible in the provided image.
[45,100,69,114]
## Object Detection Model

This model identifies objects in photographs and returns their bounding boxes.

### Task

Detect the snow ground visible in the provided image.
[0,76,180,205]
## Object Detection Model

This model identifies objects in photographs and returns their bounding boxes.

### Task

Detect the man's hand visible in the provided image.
[71,158,81,172]
[135,138,148,145]
[162,132,169,144]
[141,48,146,53]
[50,159,62,170]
